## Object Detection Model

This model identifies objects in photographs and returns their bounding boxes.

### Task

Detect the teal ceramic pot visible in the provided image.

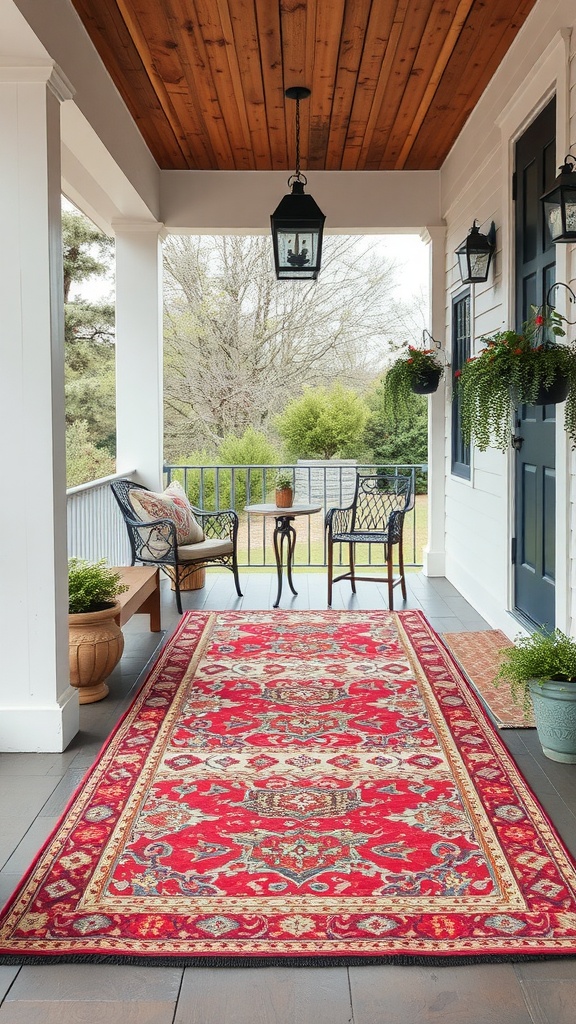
[528,678,576,762]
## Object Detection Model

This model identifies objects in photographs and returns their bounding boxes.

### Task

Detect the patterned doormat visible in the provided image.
[0,610,572,966]
[442,630,535,729]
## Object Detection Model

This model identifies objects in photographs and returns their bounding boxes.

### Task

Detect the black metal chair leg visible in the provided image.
[386,544,394,609]
[398,537,407,600]
[327,540,334,606]
[174,570,183,614]
[349,543,356,594]
[232,557,243,597]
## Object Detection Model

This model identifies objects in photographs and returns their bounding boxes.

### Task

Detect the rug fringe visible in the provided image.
[1,952,575,968]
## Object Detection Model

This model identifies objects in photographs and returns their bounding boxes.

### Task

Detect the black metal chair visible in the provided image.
[110,479,242,614]
[325,472,413,609]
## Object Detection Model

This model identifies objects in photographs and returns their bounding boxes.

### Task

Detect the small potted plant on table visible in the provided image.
[68,559,128,704]
[275,470,294,508]
[496,627,576,762]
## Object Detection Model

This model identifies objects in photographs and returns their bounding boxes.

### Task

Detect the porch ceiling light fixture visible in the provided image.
[455,220,496,284]
[541,155,576,242]
[270,87,326,280]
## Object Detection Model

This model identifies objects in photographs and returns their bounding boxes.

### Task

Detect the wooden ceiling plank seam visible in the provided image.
[172,1,238,170]
[392,0,475,170]
[405,0,538,168]
[254,0,289,170]
[71,0,190,168]
[355,0,413,169]
[215,0,262,168]
[115,0,204,167]
[170,0,238,169]
[325,0,373,170]
[361,0,438,170]
[377,0,462,168]
[189,0,254,169]
[308,0,347,169]
[280,0,314,174]
[340,0,398,169]
[225,0,272,169]
[158,0,224,167]
[71,0,540,173]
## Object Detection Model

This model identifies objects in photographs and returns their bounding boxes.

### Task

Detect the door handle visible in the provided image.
[511,435,523,451]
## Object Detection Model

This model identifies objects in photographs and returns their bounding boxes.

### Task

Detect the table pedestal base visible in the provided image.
[272,515,298,608]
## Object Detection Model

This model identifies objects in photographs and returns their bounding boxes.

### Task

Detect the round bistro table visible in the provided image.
[244,503,322,608]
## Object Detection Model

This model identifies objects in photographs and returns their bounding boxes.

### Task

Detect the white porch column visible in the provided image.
[421,225,447,576]
[0,64,79,751]
[114,223,164,490]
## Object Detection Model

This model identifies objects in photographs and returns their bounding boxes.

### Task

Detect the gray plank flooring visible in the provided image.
[1,571,575,1023]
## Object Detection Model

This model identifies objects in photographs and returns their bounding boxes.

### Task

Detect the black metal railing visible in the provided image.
[164,462,428,569]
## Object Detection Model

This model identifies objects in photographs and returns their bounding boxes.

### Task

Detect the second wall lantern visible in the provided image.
[541,155,576,243]
[455,220,496,284]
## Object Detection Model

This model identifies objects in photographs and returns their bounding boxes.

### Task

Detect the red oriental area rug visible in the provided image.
[1,609,576,966]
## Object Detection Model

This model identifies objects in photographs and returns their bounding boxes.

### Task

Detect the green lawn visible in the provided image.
[235,494,428,571]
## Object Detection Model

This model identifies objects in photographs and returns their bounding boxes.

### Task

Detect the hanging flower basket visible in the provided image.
[456,306,576,451]
[383,346,444,416]
[533,369,570,406]
[411,366,443,394]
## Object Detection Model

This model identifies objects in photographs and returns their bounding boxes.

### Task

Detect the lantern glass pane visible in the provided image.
[544,199,563,240]
[468,251,490,280]
[457,250,469,281]
[276,229,319,272]
[565,196,576,235]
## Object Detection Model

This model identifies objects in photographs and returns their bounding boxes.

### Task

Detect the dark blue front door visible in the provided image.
[513,98,556,629]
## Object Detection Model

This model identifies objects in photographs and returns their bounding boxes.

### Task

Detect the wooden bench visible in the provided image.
[113,566,161,632]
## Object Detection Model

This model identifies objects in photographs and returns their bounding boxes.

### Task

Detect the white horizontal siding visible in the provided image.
[440,0,576,630]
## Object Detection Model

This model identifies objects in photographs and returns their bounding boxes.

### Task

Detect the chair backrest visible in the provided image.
[350,473,412,535]
[110,479,148,522]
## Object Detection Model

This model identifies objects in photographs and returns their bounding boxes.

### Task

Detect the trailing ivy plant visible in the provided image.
[456,306,576,451]
[382,346,444,418]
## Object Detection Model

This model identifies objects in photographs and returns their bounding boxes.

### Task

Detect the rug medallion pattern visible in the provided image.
[1,610,576,963]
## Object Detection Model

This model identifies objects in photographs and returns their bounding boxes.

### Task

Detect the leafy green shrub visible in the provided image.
[170,429,280,511]
[276,384,369,460]
[66,420,115,487]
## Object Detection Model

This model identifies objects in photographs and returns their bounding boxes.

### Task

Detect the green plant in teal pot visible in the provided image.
[496,627,576,762]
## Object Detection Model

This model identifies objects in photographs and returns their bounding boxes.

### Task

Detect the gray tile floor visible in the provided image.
[1,571,575,1023]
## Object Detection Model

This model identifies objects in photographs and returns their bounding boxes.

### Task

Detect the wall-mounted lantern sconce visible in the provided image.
[455,220,496,284]
[541,155,576,242]
[270,87,326,280]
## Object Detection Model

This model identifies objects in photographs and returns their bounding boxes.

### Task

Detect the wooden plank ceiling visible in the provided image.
[71,0,537,171]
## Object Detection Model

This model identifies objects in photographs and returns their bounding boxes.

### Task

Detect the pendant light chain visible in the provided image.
[294,94,301,179]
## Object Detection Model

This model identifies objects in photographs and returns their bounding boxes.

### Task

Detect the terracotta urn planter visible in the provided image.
[275,487,293,508]
[69,600,124,704]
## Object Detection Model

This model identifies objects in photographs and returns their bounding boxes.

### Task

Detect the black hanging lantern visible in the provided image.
[541,155,576,242]
[455,220,496,284]
[271,87,325,280]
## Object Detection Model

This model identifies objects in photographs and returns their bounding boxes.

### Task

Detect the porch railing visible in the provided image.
[67,472,133,564]
[165,462,427,569]
[66,463,427,570]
